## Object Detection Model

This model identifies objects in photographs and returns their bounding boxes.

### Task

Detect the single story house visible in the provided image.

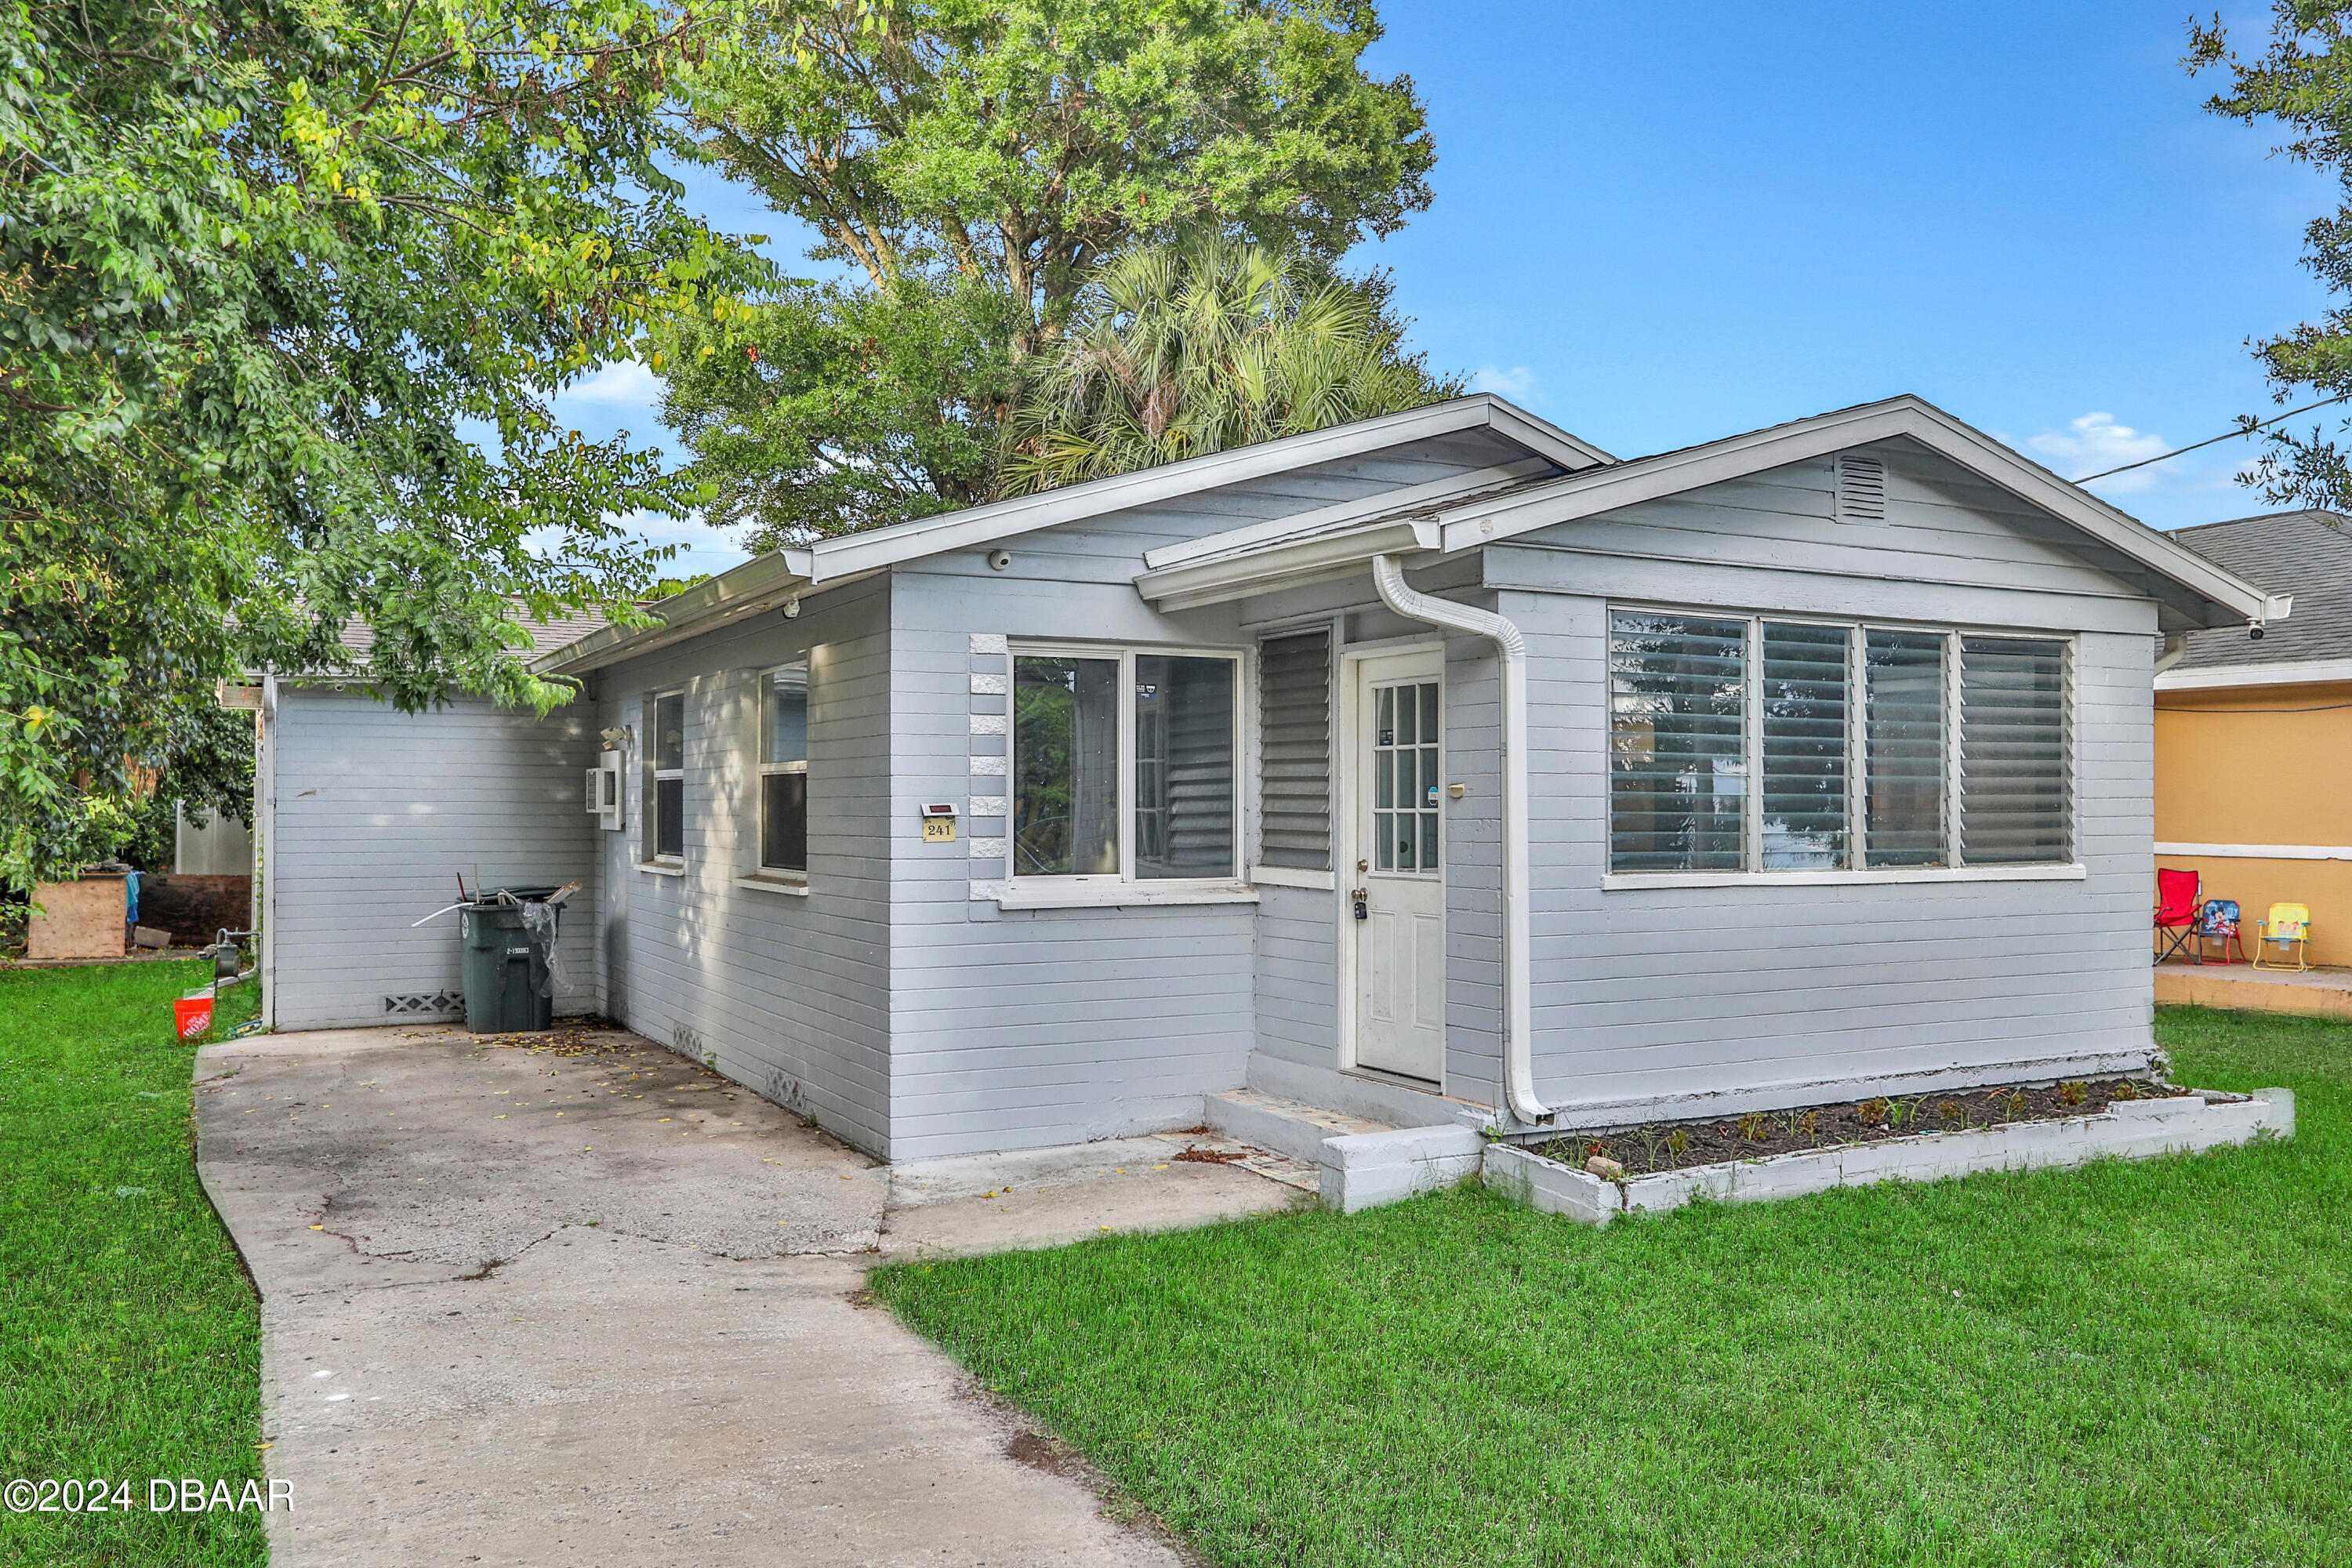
[2156,508,2348,963]
[249,394,2281,1163]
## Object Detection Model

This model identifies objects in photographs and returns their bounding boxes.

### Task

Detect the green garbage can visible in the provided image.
[459,892,562,1033]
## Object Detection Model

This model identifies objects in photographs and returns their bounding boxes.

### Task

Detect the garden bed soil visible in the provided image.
[1533,1078,2227,1176]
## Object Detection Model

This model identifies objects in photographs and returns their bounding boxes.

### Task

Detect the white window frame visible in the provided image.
[1004,641,1247,899]
[642,687,687,869]
[1602,604,2081,890]
[745,661,811,891]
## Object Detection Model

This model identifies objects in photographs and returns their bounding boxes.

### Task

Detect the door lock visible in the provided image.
[1350,888,1369,921]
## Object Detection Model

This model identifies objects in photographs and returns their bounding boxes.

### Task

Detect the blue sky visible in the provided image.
[551,0,2336,575]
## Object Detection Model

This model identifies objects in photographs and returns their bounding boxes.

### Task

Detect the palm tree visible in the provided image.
[996,237,1463,496]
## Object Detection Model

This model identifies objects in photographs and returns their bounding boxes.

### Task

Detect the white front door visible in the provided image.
[1348,650,1446,1083]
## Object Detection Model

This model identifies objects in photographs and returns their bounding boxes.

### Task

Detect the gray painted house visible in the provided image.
[253,394,2278,1162]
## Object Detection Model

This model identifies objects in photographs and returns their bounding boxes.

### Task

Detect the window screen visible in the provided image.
[1958,637,2069,865]
[1864,630,1945,868]
[1609,612,1748,873]
[1759,622,1848,870]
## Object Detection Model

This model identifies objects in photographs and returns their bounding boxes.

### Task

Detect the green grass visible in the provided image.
[0,962,265,1567]
[874,1009,2352,1567]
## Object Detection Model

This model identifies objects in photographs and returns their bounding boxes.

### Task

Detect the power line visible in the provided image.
[2077,391,2352,481]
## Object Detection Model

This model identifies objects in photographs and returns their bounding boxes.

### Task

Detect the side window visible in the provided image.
[759,663,809,875]
[644,690,686,862]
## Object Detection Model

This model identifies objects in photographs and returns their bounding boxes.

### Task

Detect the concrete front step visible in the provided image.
[1203,1088,1389,1166]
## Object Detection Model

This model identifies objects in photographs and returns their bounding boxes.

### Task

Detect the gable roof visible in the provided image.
[539,394,1612,674]
[1132,395,2280,631]
[2158,509,2350,688]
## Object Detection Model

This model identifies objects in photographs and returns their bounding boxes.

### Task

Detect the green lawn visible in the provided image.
[0,961,266,1567]
[875,1008,2352,1567]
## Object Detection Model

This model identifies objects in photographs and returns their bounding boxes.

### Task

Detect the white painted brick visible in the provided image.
[968,796,1007,818]
[1318,1124,1483,1214]
[969,754,1007,777]
[969,633,1007,655]
[968,837,1007,862]
[1482,1144,1619,1226]
[968,713,1007,736]
[968,879,1007,902]
[969,672,1007,695]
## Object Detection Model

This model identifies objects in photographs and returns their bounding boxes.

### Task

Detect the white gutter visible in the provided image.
[1370,555,1548,1125]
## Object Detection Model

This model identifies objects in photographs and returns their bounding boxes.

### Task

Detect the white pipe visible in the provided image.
[2153,631,2190,675]
[1370,555,1548,1124]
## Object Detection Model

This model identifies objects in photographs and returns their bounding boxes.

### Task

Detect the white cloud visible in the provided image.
[1472,365,1538,398]
[2024,412,2172,494]
[557,358,665,409]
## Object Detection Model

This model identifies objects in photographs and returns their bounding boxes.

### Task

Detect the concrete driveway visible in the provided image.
[195,1022,1301,1566]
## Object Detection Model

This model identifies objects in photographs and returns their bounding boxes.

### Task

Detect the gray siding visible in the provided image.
[266,689,601,1031]
[1496,447,2160,1120]
[592,577,895,1157]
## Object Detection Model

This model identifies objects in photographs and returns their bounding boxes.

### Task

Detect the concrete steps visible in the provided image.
[1202,1088,1389,1165]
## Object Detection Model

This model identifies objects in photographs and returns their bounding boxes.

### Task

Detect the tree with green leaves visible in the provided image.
[1,0,763,888]
[652,0,1436,543]
[2193,5,2352,506]
[999,235,1458,494]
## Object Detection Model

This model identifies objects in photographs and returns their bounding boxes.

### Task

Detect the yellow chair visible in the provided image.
[2254,902,2313,971]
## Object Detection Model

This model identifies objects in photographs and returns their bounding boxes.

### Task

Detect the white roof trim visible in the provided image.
[2156,655,2352,691]
[535,552,815,676]
[1136,517,1439,613]
[791,394,1610,585]
[1432,397,2274,628]
[1140,456,1557,573]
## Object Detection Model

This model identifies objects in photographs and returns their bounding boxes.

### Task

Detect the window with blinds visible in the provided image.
[1258,629,1333,869]
[1759,622,1849,869]
[1607,609,2071,877]
[1608,612,1748,873]
[1958,637,2070,864]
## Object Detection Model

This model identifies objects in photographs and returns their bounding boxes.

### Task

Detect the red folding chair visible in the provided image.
[2154,867,2201,964]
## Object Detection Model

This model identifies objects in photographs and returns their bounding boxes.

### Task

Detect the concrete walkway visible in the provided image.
[195,1022,1301,1566]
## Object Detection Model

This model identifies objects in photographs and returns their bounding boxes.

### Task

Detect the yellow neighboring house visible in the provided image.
[2158,508,2351,965]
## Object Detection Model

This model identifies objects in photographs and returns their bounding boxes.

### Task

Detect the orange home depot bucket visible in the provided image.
[174,994,213,1040]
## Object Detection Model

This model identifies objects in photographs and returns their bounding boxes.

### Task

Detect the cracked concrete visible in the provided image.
[196,1022,1295,1566]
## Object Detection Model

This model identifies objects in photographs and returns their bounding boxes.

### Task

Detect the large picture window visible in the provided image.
[1609,610,2071,877]
[1012,648,1237,884]
[644,690,686,862]
[758,663,808,875]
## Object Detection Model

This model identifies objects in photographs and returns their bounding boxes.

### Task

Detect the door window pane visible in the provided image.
[1013,655,1120,877]
[1864,630,1947,867]
[1370,681,1439,873]
[1609,613,1748,872]
[1760,622,1849,869]
[1958,637,2068,864]
[1134,655,1236,880]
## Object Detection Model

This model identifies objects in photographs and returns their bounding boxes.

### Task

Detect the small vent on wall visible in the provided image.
[384,991,463,1017]
[1836,454,1887,522]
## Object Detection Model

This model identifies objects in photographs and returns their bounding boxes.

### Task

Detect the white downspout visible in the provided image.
[1370,555,1548,1125]
[2153,631,2190,675]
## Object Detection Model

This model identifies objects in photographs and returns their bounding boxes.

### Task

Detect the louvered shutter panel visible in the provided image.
[1258,630,1333,869]
[1958,637,2070,864]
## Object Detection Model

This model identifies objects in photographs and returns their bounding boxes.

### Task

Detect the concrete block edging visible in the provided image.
[1473,1088,2296,1225]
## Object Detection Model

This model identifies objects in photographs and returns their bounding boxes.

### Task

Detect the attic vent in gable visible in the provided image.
[1836,454,1887,522]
